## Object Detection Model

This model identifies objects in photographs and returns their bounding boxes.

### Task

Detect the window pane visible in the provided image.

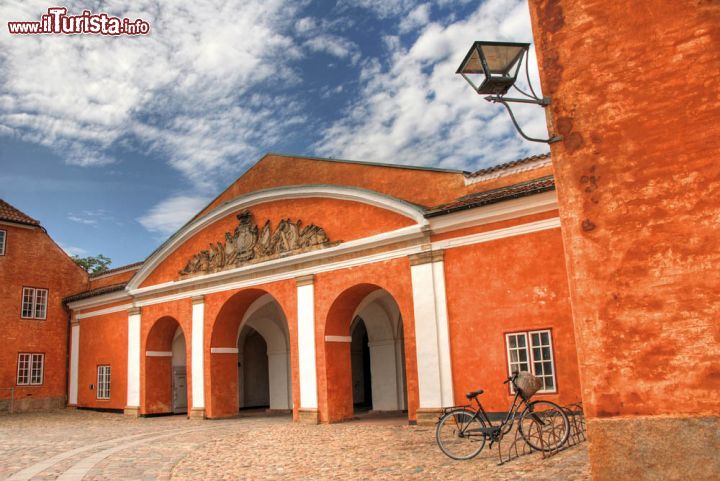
[534,361,544,375]
[531,332,540,346]
[17,354,30,384]
[542,347,551,360]
[545,377,554,390]
[0,230,5,255]
[508,336,517,348]
[22,288,34,318]
[519,350,527,362]
[34,290,47,319]
[31,354,43,384]
[541,331,550,345]
[518,335,526,347]
[533,347,542,360]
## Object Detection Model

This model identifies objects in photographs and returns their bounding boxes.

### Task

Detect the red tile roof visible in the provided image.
[0,199,40,226]
[89,261,144,278]
[426,175,555,217]
[64,282,128,303]
[466,152,551,178]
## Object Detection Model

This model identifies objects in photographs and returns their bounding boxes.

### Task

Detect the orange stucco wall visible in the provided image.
[141,198,415,288]
[0,223,88,408]
[529,0,720,418]
[76,310,127,409]
[314,258,419,423]
[443,224,580,412]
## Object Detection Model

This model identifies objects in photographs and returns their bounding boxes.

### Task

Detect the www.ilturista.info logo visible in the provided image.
[8,7,150,35]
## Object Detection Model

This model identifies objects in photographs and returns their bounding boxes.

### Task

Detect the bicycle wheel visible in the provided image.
[518,400,570,452]
[435,408,487,460]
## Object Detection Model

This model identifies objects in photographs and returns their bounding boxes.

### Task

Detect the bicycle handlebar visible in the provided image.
[503,372,519,384]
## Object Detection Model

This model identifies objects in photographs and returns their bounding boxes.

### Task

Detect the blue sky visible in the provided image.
[0,0,547,267]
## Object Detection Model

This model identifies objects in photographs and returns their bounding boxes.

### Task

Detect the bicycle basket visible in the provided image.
[515,371,543,398]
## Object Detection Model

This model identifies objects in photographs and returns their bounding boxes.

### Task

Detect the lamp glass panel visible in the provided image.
[480,44,526,74]
[461,47,485,74]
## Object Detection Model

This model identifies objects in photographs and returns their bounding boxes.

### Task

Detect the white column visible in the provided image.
[296,275,318,410]
[68,320,80,405]
[409,250,454,409]
[191,296,205,414]
[126,307,141,412]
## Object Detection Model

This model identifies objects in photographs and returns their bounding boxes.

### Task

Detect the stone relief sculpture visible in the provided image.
[179,210,339,277]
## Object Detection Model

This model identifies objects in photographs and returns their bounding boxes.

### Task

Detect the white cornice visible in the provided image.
[428,190,557,234]
[127,185,427,290]
[75,302,133,320]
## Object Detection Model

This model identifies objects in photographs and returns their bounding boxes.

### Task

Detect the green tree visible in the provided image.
[72,254,112,274]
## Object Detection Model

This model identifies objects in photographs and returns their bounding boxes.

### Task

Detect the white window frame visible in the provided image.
[21,287,48,320]
[0,229,5,255]
[17,353,44,385]
[505,329,557,394]
[97,365,111,400]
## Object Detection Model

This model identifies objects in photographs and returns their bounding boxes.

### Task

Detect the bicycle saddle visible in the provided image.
[465,389,484,399]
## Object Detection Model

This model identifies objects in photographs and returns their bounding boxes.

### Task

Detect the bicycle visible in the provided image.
[435,372,570,460]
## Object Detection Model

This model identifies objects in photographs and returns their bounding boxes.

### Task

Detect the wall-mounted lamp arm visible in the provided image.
[486,96,562,144]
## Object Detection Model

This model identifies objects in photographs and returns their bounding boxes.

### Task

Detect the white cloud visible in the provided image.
[0,0,302,184]
[315,0,548,171]
[399,4,431,33]
[342,0,419,18]
[61,244,88,257]
[304,34,361,65]
[137,195,211,236]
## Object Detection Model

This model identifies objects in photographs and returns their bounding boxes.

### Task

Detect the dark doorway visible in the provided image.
[351,318,373,411]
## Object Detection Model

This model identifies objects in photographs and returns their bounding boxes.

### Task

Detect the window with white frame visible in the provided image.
[17,353,44,385]
[21,287,48,319]
[0,230,5,255]
[505,329,557,393]
[97,365,111,399]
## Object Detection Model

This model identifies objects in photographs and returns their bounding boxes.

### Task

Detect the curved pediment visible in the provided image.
[128,185,427,291]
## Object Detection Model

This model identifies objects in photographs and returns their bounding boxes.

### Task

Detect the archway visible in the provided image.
[144,316,188,415]
[324,285,408,422]
[209,290,292,418]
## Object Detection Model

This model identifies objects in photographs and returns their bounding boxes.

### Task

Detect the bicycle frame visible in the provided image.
[462,391,533,441]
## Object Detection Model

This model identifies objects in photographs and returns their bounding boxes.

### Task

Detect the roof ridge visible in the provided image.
[89,261,144,278]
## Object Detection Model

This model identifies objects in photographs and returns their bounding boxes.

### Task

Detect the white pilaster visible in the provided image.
[126,307,141,409]
[409,251,454,409]
[68,321,80,405]
[296,275,318,409]
[191,296,205,411]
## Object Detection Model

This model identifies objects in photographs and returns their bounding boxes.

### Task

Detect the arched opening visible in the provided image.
[144,316,188,415]
[324,285,408,422]
[209,290,292,418]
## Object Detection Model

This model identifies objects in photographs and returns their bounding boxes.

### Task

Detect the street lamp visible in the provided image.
[456,41,561,144]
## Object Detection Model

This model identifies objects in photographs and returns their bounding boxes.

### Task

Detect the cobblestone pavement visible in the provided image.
[0,410,590,480]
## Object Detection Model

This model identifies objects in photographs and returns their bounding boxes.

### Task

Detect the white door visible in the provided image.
[172,367,187,413]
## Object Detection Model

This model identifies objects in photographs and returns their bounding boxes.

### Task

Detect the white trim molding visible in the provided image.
[146,351,172,357]
[191,296,205,410]
[428,190,557,234]
[126,308,141,409]
[128,185,427,290]
[325,335,352,343]
[210,347,239,354]
[75,303,134,320]
[297,276,318,409]
[68,324,80,405]
[432,217,561,251]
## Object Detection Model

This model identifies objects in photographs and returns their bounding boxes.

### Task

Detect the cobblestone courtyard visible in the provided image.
[0,410,590,480]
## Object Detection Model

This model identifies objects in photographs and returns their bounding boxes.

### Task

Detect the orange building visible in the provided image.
[0,200,88,413]
[63,153,583,424]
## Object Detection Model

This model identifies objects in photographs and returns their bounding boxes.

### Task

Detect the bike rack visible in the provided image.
[496,402,587,466]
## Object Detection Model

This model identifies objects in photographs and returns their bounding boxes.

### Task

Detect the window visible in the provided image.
[21,287,48,319]
[97,365,111,400]
[17,353,44,385]
[0,230,5,255]
[505,329,557,393]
